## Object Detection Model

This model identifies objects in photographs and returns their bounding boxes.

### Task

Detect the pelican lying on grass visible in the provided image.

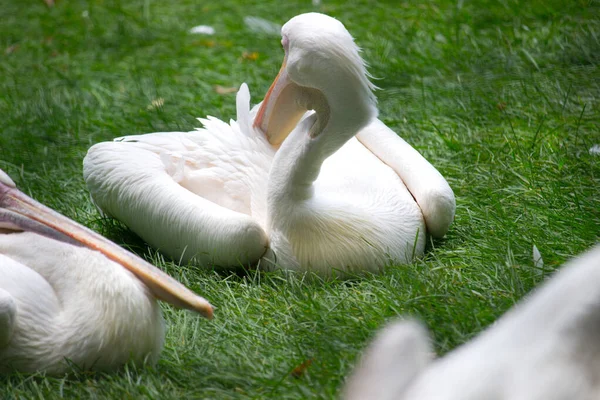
[0,169,212,374]
[83,13,455,275]
[344,245,600,400]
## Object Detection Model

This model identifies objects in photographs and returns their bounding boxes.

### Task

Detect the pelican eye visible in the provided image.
[281,35,289,51]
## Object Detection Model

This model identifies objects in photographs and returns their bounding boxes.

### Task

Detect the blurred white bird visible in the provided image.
[83,13,455,276]
[0,169,213,374]
[344,245,600,400]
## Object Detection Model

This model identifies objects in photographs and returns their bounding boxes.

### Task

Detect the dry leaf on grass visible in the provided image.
[214,85,238,95]
[242,51,259,61]
[291,358,313,378]
[5,45,19,55]
[147,98,165,110]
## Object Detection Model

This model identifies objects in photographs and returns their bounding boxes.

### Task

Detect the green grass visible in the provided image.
[1,0,599,398]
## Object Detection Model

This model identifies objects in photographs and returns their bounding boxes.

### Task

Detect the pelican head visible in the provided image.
[254,12,377,147]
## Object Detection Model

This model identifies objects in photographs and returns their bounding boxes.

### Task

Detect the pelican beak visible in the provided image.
[253,56,308,145]
[0,170,213,319]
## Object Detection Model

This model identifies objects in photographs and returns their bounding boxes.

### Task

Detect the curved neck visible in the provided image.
[267,87,376,227]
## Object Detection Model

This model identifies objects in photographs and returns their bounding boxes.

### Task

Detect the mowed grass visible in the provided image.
[0,0,599,398]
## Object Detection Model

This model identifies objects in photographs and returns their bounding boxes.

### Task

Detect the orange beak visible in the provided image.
[0,170,213,319]
[254,56,308,145]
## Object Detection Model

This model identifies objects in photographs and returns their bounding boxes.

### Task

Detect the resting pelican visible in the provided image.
[83,13,455,275]
[0,169,213,374]
[344,245,600,400]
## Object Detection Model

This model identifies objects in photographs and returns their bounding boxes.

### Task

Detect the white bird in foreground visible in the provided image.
[0,169,213,374]
[344,245,600,400]
[83,13,455,276]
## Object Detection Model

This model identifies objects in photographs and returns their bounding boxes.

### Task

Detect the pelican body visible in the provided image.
[83,13,455,275]
[0,169,212,374]
[344,246,600,400]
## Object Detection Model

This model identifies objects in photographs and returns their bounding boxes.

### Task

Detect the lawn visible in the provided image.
[0,0,599,398]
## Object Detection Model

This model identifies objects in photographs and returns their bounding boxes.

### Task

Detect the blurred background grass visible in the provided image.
[0,0,599,398]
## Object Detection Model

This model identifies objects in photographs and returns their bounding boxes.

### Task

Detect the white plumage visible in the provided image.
[344,245,600,400]
[83,13,455,275]
[0,233,164,373]
[0,169,212,374]
[84,84,272,267]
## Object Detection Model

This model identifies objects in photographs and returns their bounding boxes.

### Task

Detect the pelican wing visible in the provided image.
[356,119,456,238]
[83,85,273,267]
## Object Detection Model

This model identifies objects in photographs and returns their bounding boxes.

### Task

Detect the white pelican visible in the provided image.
[83,13,455,275]
[0,169,213,374]
[344,245,600,400]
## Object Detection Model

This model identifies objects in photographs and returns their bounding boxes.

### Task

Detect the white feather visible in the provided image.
[0,232,164,374]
